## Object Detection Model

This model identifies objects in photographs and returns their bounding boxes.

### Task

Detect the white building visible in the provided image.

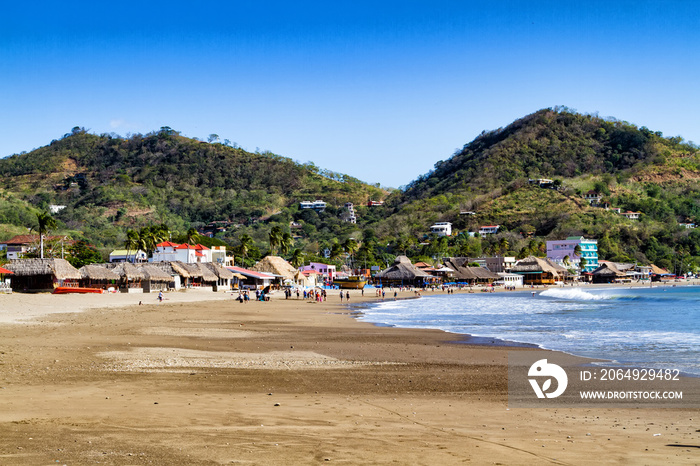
[109,249,147,263]
[430,222,452,237]
[478,225,500,236]
[497,273,523,288]
[300,200,327,212]
[151,242,227,264]
[344,202,357,224]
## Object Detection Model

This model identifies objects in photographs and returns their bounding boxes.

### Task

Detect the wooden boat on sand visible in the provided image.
[53,286,103,294]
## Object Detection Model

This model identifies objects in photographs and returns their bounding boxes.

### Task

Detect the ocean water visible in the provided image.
[357,285,700,376]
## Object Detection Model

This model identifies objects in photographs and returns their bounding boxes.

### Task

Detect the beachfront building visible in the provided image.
[510,256,568,285]
[497,273,524,288]
[374,256,433,287]
[442,257,500,285]
[251,256,298,284]
[78,264,120,290]
[546,236,599,273]
[151,242,227,264]
[5,258,81,292]
[590,262,627,284]
[299,262,336,281]
[429,222,452,237]
[468,256,516,273]
[478,225,500,236]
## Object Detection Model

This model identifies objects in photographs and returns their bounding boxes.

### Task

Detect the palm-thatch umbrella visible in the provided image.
[6,258,81,291]
[79,264,120,289]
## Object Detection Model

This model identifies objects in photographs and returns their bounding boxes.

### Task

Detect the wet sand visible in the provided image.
[0,289,697,465]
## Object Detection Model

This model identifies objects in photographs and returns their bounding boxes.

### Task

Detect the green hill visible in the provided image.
[2,110,700,274]
[376,108,700,271]
[0,127,387,258]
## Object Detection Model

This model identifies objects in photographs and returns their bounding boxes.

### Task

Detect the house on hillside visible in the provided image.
[621,211,641,220]
[2,235,73,260]
[584,190,603,205]
[430,222,452,237]
[478,225,500,236]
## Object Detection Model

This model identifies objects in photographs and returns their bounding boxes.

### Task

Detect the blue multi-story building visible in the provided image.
[546,236,598,273]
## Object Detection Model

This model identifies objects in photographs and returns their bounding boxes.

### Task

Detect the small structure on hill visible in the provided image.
[6,258,81,292]
[374,256,432,287]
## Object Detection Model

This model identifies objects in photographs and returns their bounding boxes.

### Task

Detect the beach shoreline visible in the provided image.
[0,288,698,464]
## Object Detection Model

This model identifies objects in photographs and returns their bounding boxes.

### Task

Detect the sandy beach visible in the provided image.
[0,288,698,465]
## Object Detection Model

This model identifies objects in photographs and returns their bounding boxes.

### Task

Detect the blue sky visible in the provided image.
[2,1,699,188]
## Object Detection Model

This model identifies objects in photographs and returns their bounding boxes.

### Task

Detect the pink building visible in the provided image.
[298,262,336,280]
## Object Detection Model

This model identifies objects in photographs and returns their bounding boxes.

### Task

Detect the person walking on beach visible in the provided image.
[346,291,350,302]
[339,291,344,302]
[158,291,163,302]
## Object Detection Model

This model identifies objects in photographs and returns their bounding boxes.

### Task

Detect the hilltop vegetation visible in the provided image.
[0,127,386,259]
[376,108,700,272]
[1,109,700,274]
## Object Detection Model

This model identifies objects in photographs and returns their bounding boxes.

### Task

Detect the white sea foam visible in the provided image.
[539,288,606,300]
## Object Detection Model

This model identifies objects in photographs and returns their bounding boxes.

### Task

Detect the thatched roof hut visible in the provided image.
[6,258,81,291]
[443,258,500,284]
[185,263,218,283]
[164,261,193,278]
[138,264,173,282]
[510,256,567,285]
[7,258,81,279]
[203,262,234,280]
[374,256,432,286]
[591,262,626,283]
[251,256,297,280]
[111,262,145,280]
[79,264,120,281]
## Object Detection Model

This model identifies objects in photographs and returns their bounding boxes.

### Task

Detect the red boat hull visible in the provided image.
[53,287,103,294]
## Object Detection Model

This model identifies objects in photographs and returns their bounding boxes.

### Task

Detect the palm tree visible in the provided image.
[499,237,510,255]
[124,229,139,262]
[290,248,305,268]
[269,226,283,254]
[236,234,253,265]
[280,232,293,256]
[329,242,344,261]
[34,212,58,259]
[186,227,200,245]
